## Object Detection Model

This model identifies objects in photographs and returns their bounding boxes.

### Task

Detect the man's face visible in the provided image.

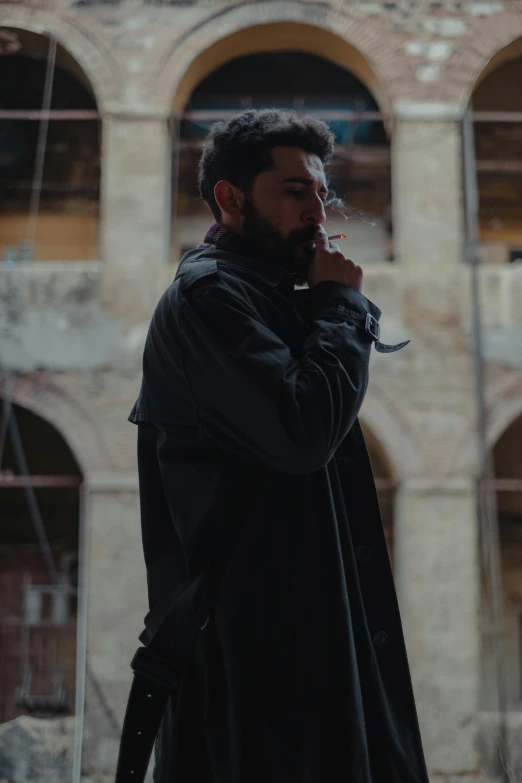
[240,146,328,286]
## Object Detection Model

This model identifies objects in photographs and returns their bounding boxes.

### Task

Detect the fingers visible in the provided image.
[314,224,328,249]
[315,228,348,258]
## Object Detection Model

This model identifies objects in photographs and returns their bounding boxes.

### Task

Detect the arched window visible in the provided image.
[0,399,82,721]
[172,50,392,266]
[0,28,100,263]
[472,49,522,265]
[480,413,522,711]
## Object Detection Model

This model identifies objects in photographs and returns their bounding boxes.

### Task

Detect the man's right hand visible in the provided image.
[307,224,363,293]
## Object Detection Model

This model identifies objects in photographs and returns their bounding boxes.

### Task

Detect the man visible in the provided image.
[127,109,429,782]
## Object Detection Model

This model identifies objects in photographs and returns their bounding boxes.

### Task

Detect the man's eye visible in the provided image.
[286,190,328,201]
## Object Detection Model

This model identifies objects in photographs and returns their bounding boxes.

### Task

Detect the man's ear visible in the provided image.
[214,180,244,219]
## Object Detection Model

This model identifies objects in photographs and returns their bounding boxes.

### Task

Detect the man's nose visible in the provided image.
[305,198,326,226]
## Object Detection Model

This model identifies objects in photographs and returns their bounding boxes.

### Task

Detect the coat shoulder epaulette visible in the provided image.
[176,250,220,296]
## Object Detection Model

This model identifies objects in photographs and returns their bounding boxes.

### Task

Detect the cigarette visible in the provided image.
[328,234,346,241]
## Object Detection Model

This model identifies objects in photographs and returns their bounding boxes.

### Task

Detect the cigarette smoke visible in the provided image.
[324,194,377,229]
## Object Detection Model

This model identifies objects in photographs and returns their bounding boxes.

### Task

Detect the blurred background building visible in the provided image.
[0,0,522,781]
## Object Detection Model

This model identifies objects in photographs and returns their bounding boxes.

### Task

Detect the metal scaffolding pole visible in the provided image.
[0,376,60,585]
[462,103,512,782]
[25,34,57,250]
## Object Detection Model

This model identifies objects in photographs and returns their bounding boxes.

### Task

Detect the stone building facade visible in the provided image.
[1,0,522,781]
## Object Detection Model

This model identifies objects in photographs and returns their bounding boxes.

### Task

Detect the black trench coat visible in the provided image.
[129,243,430,783]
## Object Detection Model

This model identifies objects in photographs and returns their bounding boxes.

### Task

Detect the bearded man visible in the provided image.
[123,109,429,783]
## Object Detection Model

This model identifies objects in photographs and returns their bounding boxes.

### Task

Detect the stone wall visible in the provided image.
[2,1,522,781]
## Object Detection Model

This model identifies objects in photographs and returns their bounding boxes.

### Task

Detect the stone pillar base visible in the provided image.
[394,477,480,774]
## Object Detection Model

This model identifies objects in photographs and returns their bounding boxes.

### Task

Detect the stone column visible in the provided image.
[392,103,464,270]
[100,111,172,321]
[394,477,480,775]
[79,473,148,781]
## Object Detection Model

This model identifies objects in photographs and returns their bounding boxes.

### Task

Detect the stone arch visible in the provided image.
[446,371,522,476]
[360,418,394,480]
[151,3,393,122]
[457,14,522,108]
[486,374,522,452]
[359,385,427,482]
[0,5,121,109]
[2,373,113,476]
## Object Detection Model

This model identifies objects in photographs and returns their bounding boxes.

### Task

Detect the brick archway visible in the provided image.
[360,385,427,482]
[2,373,113,477]
[150,3,395,121]
[485,374,522,453]
[446,371,522,476]
[457,11,522,107]
[0,6,121,109]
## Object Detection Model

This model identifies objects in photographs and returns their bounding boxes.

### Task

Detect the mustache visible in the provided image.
[288,230,316,246]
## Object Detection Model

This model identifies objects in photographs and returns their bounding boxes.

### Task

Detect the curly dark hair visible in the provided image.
[197,109,336,221]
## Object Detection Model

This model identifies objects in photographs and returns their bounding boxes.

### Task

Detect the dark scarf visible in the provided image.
[198,223,289,269]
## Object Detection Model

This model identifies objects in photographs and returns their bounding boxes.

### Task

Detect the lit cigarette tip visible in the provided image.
[328,233,346,240]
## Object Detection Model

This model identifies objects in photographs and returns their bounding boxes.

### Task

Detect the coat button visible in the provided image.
[373,631,388,649]
[355,545,371,562]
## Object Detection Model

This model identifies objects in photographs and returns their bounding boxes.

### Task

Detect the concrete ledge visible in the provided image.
[459,263,522,331]
[393,100,464,121]
[0,263,145,370]
[85,473,139,492]
[401,476,476,493]
[0,261,102,273]
[102,103,171,120]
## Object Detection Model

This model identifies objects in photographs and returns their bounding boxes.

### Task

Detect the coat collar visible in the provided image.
[196,223,293,290]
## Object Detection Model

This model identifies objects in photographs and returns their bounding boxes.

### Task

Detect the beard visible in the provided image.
[240,195,316,287]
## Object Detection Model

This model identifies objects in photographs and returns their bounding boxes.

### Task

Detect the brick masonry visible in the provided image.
[0,0,522,112]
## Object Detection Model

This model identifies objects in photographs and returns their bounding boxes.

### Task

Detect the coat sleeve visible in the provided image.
[178,279,381,475]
